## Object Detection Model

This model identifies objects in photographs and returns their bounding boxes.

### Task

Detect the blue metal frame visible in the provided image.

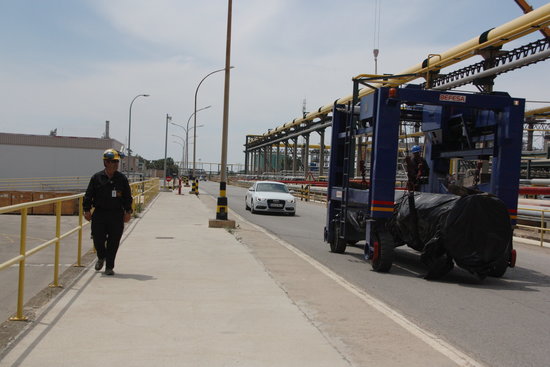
[325,86,525,247]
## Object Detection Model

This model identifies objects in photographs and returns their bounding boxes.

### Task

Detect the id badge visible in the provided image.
[112,190,117,198]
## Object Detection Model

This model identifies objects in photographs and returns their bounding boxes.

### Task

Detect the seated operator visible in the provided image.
[406,145,430,190]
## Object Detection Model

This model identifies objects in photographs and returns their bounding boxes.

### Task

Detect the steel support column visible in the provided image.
[275,143,280,173]
[269,144,273,173]
[318,129,325,177]
[303,134,310,178]
[244,139,249,175]
[292,137,298,176]
[284,141,289,172]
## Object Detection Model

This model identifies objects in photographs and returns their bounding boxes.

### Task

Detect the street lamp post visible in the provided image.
[163,114,172,188]
[186,105,211,172]
[210,0,235,228]
[172,134,185,169]
[193,67,234,181]
[172,141,184,172]
[170,120,206,174]
[127,94,150,176]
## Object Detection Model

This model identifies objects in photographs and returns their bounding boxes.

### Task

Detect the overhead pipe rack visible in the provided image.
[249,3,550,144]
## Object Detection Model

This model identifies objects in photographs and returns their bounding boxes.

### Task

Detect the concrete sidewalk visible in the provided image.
[0,191,467,367]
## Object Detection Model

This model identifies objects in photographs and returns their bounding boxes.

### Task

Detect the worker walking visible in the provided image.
[83,149,133,276]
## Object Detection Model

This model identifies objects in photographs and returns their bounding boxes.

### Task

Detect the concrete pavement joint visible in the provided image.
[199,194,354,366]
[214,196,485,367]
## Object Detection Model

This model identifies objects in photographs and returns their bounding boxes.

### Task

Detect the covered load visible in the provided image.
[388,192,512,279]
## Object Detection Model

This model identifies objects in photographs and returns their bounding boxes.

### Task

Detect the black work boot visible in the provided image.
[104,268,115,276]
[95,258,105,271]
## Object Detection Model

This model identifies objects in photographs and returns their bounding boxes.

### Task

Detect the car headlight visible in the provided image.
[287,199,294,203]
[256,197,263,202]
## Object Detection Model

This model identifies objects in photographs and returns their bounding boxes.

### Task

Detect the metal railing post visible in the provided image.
[50,201,62,288]
[75,196,84,267]
[10,208,28,321]
[541,210,545,247]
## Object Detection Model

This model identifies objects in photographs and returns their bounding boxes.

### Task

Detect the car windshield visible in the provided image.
[256,183,289,193]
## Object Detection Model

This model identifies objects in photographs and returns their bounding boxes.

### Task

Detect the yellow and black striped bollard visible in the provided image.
[216,181,228,220]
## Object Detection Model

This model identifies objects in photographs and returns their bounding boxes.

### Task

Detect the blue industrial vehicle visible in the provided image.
[324,81,524,279]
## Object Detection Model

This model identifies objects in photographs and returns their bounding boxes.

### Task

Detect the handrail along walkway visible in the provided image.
[0,178,160,321]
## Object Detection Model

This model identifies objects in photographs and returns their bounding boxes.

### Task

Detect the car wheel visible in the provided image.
[245,199,250,211]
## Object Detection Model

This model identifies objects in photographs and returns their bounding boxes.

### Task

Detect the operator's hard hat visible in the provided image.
[103,149,122,161]
[411,145,421,154]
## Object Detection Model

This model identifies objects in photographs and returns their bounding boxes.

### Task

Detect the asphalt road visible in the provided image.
[0,215,93,323]
[200,180,550,367]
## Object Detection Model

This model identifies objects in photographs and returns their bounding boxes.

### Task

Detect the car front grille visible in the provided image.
[267,199,286,209]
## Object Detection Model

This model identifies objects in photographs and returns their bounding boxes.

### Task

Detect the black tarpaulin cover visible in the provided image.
[389,192,511,278]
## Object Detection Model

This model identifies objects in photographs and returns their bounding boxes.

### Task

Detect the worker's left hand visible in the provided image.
[123,212,132,223]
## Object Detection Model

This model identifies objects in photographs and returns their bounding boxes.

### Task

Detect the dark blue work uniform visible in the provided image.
[83,170,132,270]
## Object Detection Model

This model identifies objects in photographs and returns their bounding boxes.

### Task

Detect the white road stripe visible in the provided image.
[230,208,485,367]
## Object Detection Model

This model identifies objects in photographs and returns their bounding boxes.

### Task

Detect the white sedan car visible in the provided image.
[245,181,296,215]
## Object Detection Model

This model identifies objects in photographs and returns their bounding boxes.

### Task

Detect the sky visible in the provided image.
[1,0,549,168]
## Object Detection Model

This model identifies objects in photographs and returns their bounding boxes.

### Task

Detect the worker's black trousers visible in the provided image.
[91,210,124,270]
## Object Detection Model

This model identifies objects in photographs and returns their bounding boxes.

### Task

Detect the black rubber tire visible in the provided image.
[371,233,393,272]
[245,200,250,211]
[489,242,512,277]
[330,223,347,253]
[488,258,508,277]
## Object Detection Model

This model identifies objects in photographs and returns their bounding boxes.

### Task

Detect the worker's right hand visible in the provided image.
[84,211,92,221]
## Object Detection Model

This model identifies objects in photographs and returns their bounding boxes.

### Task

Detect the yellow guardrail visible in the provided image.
[516,207,550,247]
[0,176,148,191]
[0,178,159,321]
[0,176,91,191]
[290,183,550,247]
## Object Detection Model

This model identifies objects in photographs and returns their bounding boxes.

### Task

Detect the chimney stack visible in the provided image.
[104,120,110,139]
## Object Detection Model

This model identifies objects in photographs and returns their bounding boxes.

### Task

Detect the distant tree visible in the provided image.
[145,158,178,176]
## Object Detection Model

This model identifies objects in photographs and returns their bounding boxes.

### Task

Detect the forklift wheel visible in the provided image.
[371,234,393,272]
[488,259,508,278]
[488,246,515,278]
[330,223,347,254]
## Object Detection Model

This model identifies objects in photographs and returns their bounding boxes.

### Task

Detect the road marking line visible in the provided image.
[229,208,484,367]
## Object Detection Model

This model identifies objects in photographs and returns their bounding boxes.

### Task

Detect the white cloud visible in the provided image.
[1,0,548,166]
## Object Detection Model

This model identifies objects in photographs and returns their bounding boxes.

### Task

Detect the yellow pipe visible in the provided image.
[0,255,25,271]
[525,106,550,117]
[26,238,59,257]
[258,3,550,140]
[10,208,28,321]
